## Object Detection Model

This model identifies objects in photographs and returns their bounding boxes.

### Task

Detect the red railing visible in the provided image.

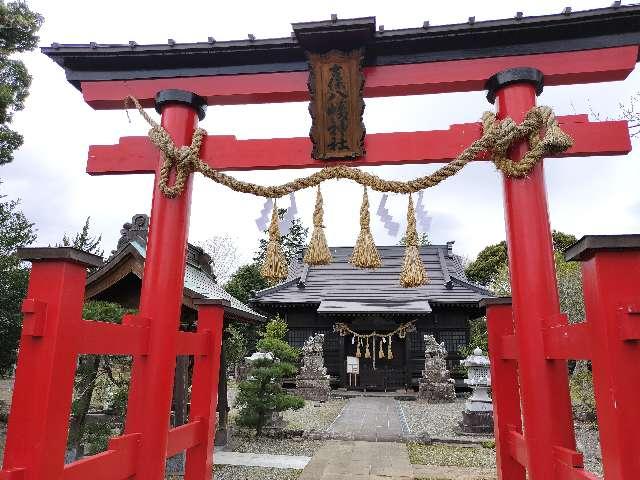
[0,248,225,480]
[485,235,640,480]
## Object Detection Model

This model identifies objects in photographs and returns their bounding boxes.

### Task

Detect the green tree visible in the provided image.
[224,323,248,367]
[59,216,104,257]
[224,263,269,305]
[552,231,578,253]
[235,317,304,435]
[465,241,507,286]
[0,1,44,165]
[459,317,489,358]
[398,232,430,246]
[465,231,577,286]
[68,301,132,458]
[254,209,308,265]
[0,191,35,376]
[463,230,581,357]
[489,251,583,323]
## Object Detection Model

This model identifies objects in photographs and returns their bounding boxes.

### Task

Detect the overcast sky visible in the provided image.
[2,0,639,270]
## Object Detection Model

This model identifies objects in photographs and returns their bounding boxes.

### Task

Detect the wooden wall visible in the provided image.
[259,304,473,388]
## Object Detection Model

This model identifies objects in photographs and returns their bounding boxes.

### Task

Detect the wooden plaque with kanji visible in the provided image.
[308,49,366,160]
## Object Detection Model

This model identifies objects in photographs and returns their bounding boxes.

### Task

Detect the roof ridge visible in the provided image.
[449,275,494,296]
[252,277,301,299]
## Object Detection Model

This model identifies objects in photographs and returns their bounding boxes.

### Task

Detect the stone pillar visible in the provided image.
[295,333,331,402]
[418,335,456,403]
[459,347,494,434]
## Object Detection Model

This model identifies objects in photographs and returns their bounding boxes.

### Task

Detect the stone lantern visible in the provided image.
[459,347,494,434]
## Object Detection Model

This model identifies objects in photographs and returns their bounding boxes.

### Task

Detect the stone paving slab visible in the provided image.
[327,397,406,442]
[300,440,414,480]
[413,464,497,480]
[213,451,311,470]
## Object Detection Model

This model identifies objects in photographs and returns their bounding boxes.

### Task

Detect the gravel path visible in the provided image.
[400,399,475,439]
[0,423,6,463]
[213,465,301,480]
[408,443,496,468]
[0,378,13,407]
[575,422,602,476]
[227,432,325,457]
[283,399,347,433]
[401,399,603,476]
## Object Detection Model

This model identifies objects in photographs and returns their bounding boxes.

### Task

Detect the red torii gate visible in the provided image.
[2,7,640,480]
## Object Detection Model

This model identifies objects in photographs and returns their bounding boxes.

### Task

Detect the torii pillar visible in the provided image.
[487,68,576,479]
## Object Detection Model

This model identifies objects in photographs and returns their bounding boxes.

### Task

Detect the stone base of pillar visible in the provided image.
[417,379,456,403]
[459,409,494,434]
[295,376,331,402]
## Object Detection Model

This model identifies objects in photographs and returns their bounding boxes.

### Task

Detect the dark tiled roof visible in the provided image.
[252,245,492,312]
[88,237,264,322]
[41,5,640,87]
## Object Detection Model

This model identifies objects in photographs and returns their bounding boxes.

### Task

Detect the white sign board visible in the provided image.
[346,356,359,374]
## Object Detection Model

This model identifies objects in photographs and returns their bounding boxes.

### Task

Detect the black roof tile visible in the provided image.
[252,245,492,313]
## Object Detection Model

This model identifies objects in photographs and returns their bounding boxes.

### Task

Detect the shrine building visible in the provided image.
[84,213,263,433]
[86,213,263,326]
[251,243,492,391]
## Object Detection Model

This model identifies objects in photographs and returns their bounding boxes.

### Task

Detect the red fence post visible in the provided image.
[487,68,576,480]
[565,235,640,479]
[184,300,226,480]
[124,89,206,480]
[482,297,526,480]
[1,247,102,480]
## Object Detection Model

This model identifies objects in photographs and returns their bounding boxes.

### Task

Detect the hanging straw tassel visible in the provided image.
[356,338,362,358]
[364,338,371,358]
[260,200,289,283]
[350,187,382,269]
[378,338,385,359]
[387,336,394,360]
[304,186,332,265]
[400,195,429,288]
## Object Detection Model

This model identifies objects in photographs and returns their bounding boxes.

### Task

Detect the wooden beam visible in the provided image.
[81,46,638,109]
[76,320,149,355]
[553,446,601,480]
[63,434,140,480]
[508,427,528,468]
[166,419,204,458]
[544,321,592,360]
[500,334,519,361]
[87,116,631,175]
[176,331,210,356]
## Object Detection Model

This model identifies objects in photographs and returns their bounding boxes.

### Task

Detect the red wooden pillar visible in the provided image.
[1,248,102,480]
[566,235,640,479]
[184,300,226,480]
[482,297,526,480]
[488,68,576,479]
[125,89,207,480]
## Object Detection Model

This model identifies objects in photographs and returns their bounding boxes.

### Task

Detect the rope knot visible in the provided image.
[126,95,573,199]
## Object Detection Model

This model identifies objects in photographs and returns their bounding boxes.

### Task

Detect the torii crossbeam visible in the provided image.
[3,6,640,480]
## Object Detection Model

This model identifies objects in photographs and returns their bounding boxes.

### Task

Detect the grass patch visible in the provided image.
[408,443,496,468]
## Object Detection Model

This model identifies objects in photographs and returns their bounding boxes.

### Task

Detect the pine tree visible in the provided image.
[235,317,304,435]
[0,191,36,375]
[59,216,104,256]
[0,1,44,164]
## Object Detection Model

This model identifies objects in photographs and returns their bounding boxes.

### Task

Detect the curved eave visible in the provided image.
[41,5,640,88]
